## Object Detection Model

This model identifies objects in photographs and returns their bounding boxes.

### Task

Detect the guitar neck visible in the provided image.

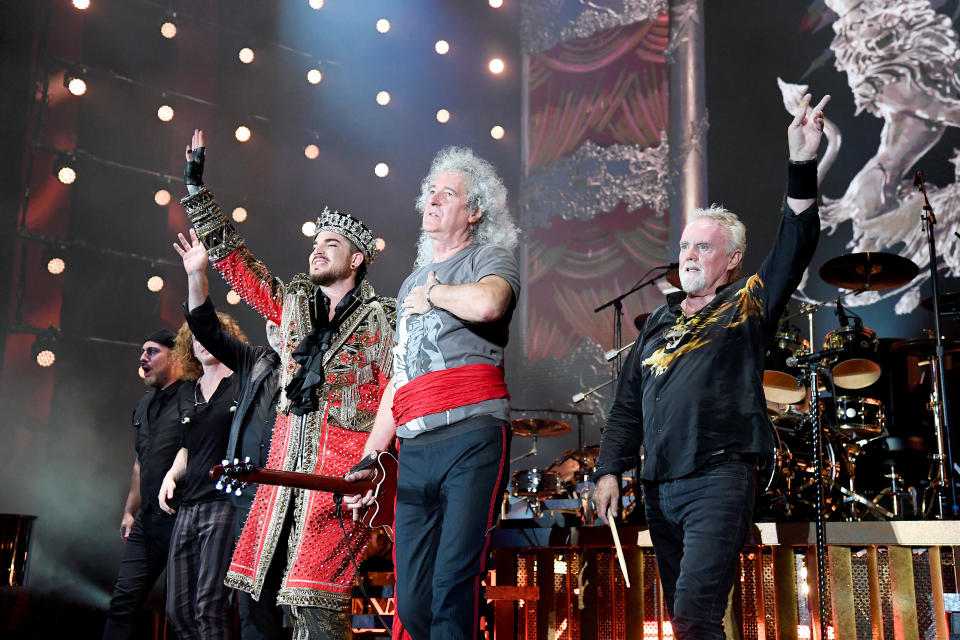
[249,468,374,495]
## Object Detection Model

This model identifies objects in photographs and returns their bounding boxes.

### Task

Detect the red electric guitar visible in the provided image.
[209,450,397,540]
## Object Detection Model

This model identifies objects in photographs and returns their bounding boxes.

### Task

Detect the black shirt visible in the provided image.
[184,297,281,510]
[595,199,819,482]
[178,374,240,504]
[133,380,185,514]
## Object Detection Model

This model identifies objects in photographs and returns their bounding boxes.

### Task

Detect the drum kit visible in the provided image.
[506,411,635,525]
[759,251,960,521]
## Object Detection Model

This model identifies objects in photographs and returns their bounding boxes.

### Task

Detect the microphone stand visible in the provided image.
[594,265,674,377]
[914,170,958,518]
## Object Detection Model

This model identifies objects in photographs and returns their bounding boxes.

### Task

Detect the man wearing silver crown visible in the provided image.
[179,130,396,640]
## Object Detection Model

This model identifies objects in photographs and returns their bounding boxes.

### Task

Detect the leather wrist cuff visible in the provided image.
[787,159,817,199]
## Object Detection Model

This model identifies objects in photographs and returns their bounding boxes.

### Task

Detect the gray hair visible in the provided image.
[688,204,747,256]
[414,146,519,266]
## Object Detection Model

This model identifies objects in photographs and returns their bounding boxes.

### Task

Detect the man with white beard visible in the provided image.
[593,93,829,639]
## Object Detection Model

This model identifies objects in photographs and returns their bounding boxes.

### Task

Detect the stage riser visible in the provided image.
[491,544,959,640]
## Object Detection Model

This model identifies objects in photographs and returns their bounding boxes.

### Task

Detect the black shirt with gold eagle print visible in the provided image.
[596,200,819,482]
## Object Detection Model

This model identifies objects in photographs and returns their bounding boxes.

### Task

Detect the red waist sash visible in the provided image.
[392,363,509,426]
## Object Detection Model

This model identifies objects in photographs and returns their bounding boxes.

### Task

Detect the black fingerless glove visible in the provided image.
[184,147,205,187]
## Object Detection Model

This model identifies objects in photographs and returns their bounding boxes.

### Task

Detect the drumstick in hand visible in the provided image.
[606,507,631,588]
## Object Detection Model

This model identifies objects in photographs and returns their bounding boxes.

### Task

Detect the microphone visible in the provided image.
[572,392,586,403]
[659,263,680,269]
[836,298,850,327]
[786,347,846,368]
[913,170,924,189]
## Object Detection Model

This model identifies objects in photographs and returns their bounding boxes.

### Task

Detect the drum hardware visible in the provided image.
[822,301,882,390]
[509,417,572,463]
[763,319,811,404]
[921,291,960,317]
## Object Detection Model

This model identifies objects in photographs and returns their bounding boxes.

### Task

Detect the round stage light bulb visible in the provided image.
[67,77,87,96]
[307,68,322,84]
[304,144,320,159]
[490,125,505,140]
[157,105,174,122]
[235,126,251,142]
[376,91,391,106]
[436,109,450,123]
[138,366,146,379]
[376,19,390,33]
[302,221,317,237]
[47,257,66,275]
[374,163,389,178]
[489,0,504,7]
[226,290,241,305]
[160,21,177,39]
[57,166,77,185]
[154,189,171,206]
[435,40,450,55]
[375,238,386,252]
[308,0,324,8]
[73,0,90,9]
[488,58,505,74]
[36,349,56,367]
[232,206,248,222]
[147,276,165,292]
[238,47,255,64]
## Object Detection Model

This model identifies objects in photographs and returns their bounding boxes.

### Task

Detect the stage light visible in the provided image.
[374,163,389,178]
[226,290,241,305]
[238,47,255,64]
[54,154,77,185]
[147,275,164,292]
[490,125,505,140]
[308,0,324,8]
[436,109,450,123]
[72,0,90,10]
[47,257,66,275]
[32,327,60,367]
[435,40,450,55]
[375,238,386,252]
[489,0,503,6]
[304,144,319,159]
[235,126,251,142]
[232,206,248,222]
[160,17,177,39]
[154,189,171,206]
[376,19,390,33]
[307,68,322,84]
[302,221,317,237]
[376,91,391,106]
[138,366,145,379]
[489,58,505,74]
[157,104,174,122]
[64,67,87,96]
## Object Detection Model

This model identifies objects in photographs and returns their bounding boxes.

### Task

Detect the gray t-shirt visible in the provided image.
[393,243,521,438]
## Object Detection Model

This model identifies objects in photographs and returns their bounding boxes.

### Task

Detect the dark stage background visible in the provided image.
[2,1,958,637]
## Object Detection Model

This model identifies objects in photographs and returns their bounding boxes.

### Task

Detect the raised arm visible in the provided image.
[786,93,830,214]
[180,128,284,323]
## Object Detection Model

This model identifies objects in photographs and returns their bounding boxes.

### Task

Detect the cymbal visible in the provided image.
[634,313,651,331]
[565,444,600,461]
[920,292,960,314]
[889,338,960,358]
[818,252,919,291]
[511,418,572,437]
[665,267,681,289]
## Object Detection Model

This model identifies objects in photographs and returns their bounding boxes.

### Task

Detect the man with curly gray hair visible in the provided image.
[348,146,520,639]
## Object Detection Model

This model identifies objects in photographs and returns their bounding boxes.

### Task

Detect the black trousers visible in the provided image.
[393,421,511,640]
[102,508,175,640]
[642,460,757,640]
[234,505,286,640]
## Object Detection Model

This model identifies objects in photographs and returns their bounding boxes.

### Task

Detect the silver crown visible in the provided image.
[314,207,381,264]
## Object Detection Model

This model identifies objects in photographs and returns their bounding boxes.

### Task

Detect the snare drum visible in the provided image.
[820,395,886,439]
[823,325,882,389]
[511,469,563,497]
[763,328,810,404]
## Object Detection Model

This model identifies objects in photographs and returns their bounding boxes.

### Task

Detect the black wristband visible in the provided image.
[786,159,817,199]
